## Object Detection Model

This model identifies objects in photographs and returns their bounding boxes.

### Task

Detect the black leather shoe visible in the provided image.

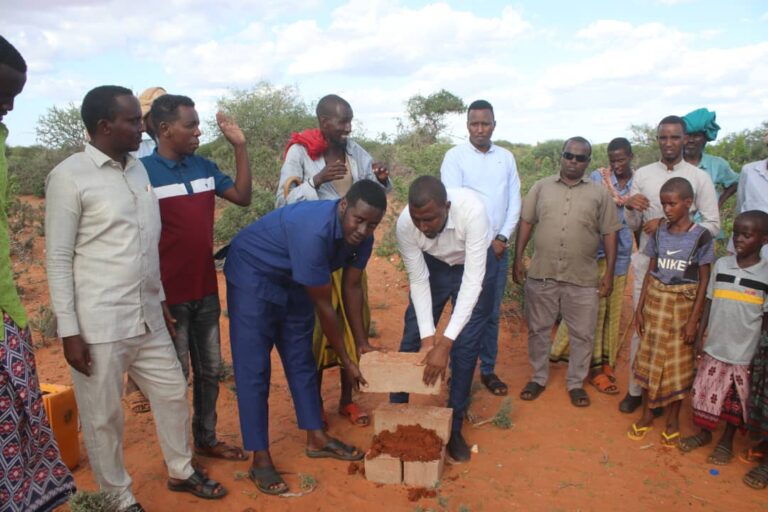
[618,393,642,414]
[123,504,145,512]
[447,431,471,462]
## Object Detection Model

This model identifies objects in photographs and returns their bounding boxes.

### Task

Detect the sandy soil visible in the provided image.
[12,196,766,512]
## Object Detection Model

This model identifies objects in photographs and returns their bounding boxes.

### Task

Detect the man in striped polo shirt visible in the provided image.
[142,94,252,461]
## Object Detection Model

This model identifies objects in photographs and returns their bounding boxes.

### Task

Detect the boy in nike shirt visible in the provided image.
[628,177,714,446]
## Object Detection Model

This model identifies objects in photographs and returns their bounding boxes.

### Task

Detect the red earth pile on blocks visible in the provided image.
[367,424,443,462]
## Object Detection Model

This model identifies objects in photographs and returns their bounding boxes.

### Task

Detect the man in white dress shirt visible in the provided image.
[441,99,521,396]
[390,176,496,462]
[45,85,227,511]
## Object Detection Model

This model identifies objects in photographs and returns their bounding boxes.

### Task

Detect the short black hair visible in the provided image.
[562,136,592,157]
[150,94,195,127]
[346,179,387,212]
[607,137,632,154]
[409,176,447,208]
[316,94,351,119]
[468,99,494,117]
[81,85,134,136]
[0,35,27,73]
[658,115,686,132]
[660,176,694,200]
[735,210,768,236]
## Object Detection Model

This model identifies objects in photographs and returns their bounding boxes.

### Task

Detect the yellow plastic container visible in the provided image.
[40,383,79,470]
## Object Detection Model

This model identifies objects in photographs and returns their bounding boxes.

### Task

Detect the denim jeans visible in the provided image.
[391,248,498,434]
[479,247,508,375]
[169,293,223,449]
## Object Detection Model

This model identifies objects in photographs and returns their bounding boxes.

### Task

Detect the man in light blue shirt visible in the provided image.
[735,154,768,259]
[441,99,521,396]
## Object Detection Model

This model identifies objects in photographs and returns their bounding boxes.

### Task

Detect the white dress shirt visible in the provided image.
[625,160,720,252]
[440,142,521,239]
[45,144,166,344]
[396,188,492,341]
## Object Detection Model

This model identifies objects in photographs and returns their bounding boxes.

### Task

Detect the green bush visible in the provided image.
[213,189,275,244]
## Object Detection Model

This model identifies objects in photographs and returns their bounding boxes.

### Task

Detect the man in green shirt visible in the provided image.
[0,34,75,512]
[682,108,739,212]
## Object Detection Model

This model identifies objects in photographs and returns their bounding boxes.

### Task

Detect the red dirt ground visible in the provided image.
[12,196,765,511]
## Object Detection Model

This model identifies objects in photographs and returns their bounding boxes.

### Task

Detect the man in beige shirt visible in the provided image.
[45,85,227,511]
[513,136,620,407]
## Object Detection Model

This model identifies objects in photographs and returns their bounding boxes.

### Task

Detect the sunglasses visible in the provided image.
[561,151,590,163]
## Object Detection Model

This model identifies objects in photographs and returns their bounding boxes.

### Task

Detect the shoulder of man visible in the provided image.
[347,139,372,160]
[48,150,91,179]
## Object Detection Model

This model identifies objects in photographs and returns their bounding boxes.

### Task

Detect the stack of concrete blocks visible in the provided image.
[360,352,452,487]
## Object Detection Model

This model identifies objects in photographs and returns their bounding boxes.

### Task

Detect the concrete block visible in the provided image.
[364,451,402,484]
[359,351,441,395]
[403,447,445,487]
[373,403,452,445]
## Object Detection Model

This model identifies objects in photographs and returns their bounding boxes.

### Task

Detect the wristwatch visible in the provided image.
[495,234,508,244]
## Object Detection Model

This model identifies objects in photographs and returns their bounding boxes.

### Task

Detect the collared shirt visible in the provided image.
[142,150,234,305]
[396,188,492,341]
[698,153,739,196]
[736,159,768,214]
[704,255,768,364]
[625,160,720,252]
[440,142,521,239]
[0,123,27,337]
[590,170,633,276]
[223,199,373,305]
[275,139,391,208]
[521,175,621,287]
[45,144,166,344]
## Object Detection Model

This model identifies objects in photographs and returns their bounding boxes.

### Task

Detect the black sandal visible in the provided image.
[167,469,228,500]
[520,381,545,401]
[744,463,768,490]
[249,466,289,495]
[481,373,508,396]
[306,438,364,461]
[568,388,590,407]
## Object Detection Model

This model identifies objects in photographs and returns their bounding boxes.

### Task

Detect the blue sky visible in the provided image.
[4,0,768,147]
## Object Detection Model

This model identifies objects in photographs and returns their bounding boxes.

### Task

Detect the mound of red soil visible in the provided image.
[367,424,443,462]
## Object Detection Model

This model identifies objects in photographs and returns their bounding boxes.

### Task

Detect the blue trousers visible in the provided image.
[479,247,508,375]
[391,248,498,433]
[226,279,323,452]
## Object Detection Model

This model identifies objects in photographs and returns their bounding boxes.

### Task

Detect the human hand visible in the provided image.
[161,301,177,338]
[313,160,347,187]
[512,258,526,285]
[598,273,613,298]
[491,239,506,260]
[682,320,698,344]
[421,339,451,386]
[625,194,650,212]
[356,341,384,358]
[643,218,662,236]
[372,162,389,184]
[63,335,92,376]
[344,362,367,390]
[216,112,246,147]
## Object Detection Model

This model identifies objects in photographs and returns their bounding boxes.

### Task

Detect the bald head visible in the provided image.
[316,94,352,120]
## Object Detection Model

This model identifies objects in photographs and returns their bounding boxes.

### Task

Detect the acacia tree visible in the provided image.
[35,103,86,150]
[403,89,465,144]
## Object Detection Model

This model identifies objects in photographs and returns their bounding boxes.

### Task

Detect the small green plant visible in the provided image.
[29,304,56,348]
[368,320,379,338]
[458,505,471,512]
[68,490,121,512]
[298,473,317,491]
[492,397,513,429]
[219,362,235,382]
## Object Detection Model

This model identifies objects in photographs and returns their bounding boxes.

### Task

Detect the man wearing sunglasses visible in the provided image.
[513,137,621,408]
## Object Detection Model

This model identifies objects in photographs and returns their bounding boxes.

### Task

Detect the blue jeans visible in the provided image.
[169,294,223,449]
[479,248,508,375]
[391,249,498,434]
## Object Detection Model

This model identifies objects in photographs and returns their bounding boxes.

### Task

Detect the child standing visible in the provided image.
[628,177,715,446]
[678,211,768,464]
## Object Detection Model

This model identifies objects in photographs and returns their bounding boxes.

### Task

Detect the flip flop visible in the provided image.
[306,438,364,461]
[589,373,619,395]
[707,444,734,465]
[739,447,766,464]
[568,388,591,407]
[520,381,545,401]
[167,470,227,500]
[338,402,370,427]
[660,430,680,448]
[602,365,617,383]
[195,441,248,461]
[481,373,509,396]
[248,466,288,495]
[627,423,653,441]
